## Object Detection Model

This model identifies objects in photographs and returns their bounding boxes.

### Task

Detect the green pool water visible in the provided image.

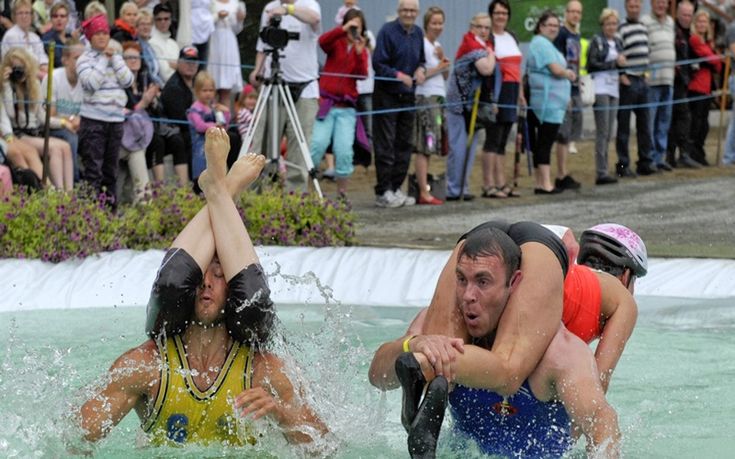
[1,297,734,458]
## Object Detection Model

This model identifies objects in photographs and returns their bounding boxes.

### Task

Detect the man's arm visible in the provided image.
[78,341,160,442]
[536,327,621,458]
[237,353,328,444]
[422,241,564,396]
[596,272,638,392]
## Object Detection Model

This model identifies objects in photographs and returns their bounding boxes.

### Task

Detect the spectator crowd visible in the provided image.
[0,0,733,207]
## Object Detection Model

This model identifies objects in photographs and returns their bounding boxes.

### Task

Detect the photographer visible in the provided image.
[249,0,321,193]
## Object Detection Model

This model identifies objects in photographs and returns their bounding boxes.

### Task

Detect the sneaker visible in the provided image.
[569,141,578,154]
[555,175,581,190]
[375,190,403,208]
[595,175,618,185]
[394,188,416,206]
[321,168,336,181]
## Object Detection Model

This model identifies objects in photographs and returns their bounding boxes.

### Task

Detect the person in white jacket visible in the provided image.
[149,3,180,83]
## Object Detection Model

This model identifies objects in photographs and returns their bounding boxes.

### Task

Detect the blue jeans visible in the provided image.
[310,107,356,178]
[445,111,479,197]
[725,104,735,165]
[648,85,673,166]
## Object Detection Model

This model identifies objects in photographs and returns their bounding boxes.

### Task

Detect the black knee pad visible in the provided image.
[225,263,275,346]
[146,248,202,339]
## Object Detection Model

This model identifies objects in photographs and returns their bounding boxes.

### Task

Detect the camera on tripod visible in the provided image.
[260,16,300,50]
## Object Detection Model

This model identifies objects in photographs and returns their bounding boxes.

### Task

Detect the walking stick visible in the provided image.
[717,54,731,165]
[41,43,55,186]
[459,88,481,200]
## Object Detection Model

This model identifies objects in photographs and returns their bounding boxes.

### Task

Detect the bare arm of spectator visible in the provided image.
[267,3,320,32]
[474,48,496,76]
[548,62,576,81]
[249,51,266,87]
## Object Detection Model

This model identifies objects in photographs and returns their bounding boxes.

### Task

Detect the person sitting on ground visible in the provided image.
[78,127,328,447]
[1,48,73,190]
[42,39,83,182]
[372,227,621,457]
[1,0,49,80]
[110,1,138,43]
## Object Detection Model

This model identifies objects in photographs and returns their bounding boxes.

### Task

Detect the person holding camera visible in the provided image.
[309,8,368,200]
[249,0,321,193]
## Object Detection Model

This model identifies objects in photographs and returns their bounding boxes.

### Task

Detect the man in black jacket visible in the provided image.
[666,1,702,169]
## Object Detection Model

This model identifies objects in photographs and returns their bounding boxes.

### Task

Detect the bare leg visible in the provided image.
[174,164,189,187]
[152,164,165,182]
[60,140,74,191]
[481,151,494,189]
[492,154,506,188]
[535,164,553,191]
[336,177,348,196]
[555,143,569,179]
[415,154,432,201]
[217,89,232,108]
[171,132,261,274]
[198,127,264,280]
[7,140,42,178]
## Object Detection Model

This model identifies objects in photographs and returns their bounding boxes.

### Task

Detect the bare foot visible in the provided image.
[226,153,266,196]
[198,128,230,193]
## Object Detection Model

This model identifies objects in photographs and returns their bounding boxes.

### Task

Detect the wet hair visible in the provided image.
[534,10,559,35]
[458,227,521,284]
[581,255,626,277]
[423,6,444,30]
[488,0,511,22]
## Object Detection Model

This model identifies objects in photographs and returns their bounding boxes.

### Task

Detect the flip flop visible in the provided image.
[407,375,448,459]
[395,353,427,433]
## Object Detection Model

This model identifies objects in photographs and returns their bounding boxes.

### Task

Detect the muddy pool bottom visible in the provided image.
[1,297,734,458]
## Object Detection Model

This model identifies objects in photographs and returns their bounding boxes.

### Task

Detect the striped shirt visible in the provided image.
[642,14,675,86]
[77,49,134,122]
[618,18,649,77]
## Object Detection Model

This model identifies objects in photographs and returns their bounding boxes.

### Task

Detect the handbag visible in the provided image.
[579,73,595,106]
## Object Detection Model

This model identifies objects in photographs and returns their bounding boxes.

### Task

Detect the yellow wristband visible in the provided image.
[286,4,295,15]
[402,335,416,353]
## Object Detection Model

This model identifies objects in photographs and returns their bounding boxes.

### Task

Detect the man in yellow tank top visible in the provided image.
[77,128,327,448]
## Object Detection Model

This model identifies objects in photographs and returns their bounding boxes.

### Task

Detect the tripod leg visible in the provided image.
[277,84,323,199]
[239,83,272,158]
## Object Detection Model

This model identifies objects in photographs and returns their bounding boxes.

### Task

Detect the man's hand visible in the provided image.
[407,335,464,381]
[397,71,413,88]
[414,67,426,85]
[248,69,261,87]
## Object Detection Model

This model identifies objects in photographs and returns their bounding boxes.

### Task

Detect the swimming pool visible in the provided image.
[1,296,734,458]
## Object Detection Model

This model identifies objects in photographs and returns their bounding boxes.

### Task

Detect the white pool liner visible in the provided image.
[1,247,734,312]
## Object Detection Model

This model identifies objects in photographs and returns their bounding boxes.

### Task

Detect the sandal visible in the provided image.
[500,184,521,198]
[481,186,508,199]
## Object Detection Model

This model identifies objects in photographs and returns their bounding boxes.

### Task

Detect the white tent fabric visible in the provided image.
[1,247,734,312]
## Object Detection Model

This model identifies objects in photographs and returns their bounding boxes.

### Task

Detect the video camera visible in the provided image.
[260,16,300,50]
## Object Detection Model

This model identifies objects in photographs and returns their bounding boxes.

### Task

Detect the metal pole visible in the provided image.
[41,43,55,186]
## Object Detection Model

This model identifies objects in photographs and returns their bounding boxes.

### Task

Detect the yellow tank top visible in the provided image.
[142,335,256,446]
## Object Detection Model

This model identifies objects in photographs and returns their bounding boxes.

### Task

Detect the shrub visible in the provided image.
[0,182,355,262]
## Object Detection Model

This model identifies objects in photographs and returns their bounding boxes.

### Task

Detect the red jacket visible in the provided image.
[688,34,722,95]
[318,26,368,100]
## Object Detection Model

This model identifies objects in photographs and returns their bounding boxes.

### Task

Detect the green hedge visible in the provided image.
[0,183,355,262]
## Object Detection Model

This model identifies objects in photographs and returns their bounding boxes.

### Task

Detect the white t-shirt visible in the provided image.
[592,39,619,98]
[256,0,321,99]
[416,37,446,97]
[42,68,83,116]
[493,32,521,60]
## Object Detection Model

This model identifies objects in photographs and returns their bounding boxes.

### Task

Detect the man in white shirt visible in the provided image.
[248,0,321,193]
[149,3,180,83]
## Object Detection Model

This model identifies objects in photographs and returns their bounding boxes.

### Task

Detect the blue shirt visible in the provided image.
[372,19,425,95]
[527,34,571,124]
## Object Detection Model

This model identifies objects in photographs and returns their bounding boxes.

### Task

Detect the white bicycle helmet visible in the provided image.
[578,223,648,277]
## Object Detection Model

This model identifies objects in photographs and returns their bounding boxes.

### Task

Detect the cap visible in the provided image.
[179,46,199,61]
